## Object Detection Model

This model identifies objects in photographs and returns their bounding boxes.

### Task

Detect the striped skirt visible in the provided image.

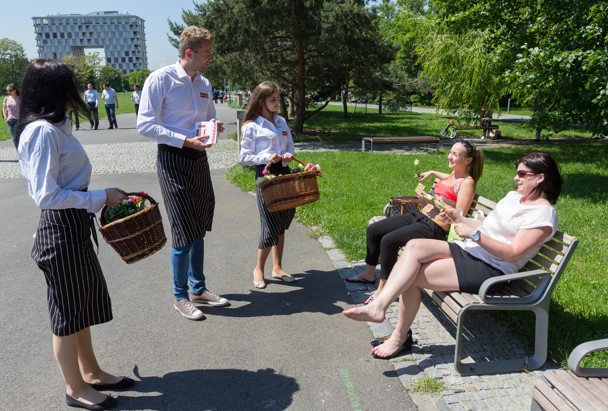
[157,148,215,248]
[32,208,112,337]
[256,164,296,249]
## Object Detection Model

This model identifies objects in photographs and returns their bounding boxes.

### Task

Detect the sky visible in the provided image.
[1,0,202,70]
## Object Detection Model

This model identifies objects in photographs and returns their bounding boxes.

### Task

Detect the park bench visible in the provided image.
[530,338,608,410]
[361,136,440,153]
[369,194,578,375]
[422,194,578,375]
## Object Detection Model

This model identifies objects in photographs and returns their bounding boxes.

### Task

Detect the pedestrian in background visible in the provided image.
[16,59,131,410]
[131,84,142,116]
[3,83,20,148]
[137,25,229,321]
[101,83,118,129]
[84,83,99,130]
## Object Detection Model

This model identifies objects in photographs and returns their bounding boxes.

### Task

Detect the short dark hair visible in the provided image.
[516,152,563,205]
[15,60,90,144]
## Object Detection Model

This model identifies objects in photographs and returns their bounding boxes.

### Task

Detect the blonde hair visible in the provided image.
[179,26,212,58]
[243,81,281,123]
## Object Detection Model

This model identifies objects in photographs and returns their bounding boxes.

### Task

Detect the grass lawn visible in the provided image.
[227,142,608,369]
[297,105,594,142]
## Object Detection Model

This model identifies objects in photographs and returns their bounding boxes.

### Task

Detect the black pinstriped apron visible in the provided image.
[157,145,215,248]
[256,163,296,249]
[32,208,112,337]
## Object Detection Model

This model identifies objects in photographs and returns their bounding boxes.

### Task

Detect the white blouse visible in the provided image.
[454,191,558,274]
[18,119,106,212]
[239,115,294,166]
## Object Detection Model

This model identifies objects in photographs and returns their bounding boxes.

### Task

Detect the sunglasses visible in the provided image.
[459,139,476,156]
[516,170,537,178]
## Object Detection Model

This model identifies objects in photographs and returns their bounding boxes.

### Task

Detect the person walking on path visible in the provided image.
[101,84,118,129]
[16,59,132,410]
[131,84,142,116]
[239,81,297,289]
[3,83,20,147]
[137,25,229,321]
[84,83,99,130]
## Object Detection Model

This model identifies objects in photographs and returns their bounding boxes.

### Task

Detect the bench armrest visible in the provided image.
[478,269,550,304]
[568,338,608,378]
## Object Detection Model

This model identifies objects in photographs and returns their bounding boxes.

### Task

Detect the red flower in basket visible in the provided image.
[104,191,148,223]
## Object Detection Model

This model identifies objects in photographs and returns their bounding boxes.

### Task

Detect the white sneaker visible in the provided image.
[174,299,205,320]
[188,290,230,307]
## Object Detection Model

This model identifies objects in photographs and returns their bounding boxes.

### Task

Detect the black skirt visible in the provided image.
[32,208,112,336]
[157,148,215,248]
[449,243,505,294]
[255,163,296,249]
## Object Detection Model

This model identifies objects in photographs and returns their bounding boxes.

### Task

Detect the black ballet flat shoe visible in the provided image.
[88,376,135,391]
[370,330,414,359]
[65,394,117,410]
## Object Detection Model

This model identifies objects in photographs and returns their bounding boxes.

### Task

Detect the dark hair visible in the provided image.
[243,81,281,123]
[6,83,20,96]
[104,83,110,88]
[458,139,485,183]
[516,152,563,205]
[15,60,90,145]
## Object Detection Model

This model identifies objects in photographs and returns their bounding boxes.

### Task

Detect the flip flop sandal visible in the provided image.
[345,275,375,284]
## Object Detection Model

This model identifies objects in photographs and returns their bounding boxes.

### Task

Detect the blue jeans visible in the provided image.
[7,118,17,148]
[104,104,117,127]
[171,237,206,300]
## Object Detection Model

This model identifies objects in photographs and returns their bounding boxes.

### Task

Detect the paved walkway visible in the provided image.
[0,106,578,410]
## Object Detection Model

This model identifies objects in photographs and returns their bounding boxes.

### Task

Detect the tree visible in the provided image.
[99,65,127,92]
[169,0,390,132]
[62,54,103,91]
[127,69,151,89]
[0,38,29,89]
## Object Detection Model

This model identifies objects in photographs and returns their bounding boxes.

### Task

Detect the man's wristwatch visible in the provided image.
[471,230,481,242]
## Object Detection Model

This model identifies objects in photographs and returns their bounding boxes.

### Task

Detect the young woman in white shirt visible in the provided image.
[239,81,296,289]
[343,152,563,360]
[17,60,131,410]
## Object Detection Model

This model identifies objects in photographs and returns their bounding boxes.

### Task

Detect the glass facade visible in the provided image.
[32,10,148,73]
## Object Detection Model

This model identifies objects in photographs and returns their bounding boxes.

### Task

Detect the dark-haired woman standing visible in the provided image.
[17,60,131,410]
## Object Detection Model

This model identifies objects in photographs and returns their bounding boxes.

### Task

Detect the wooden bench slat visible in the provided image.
[533,380,573,411]
[544,371,607,410]
[427,291,459,323]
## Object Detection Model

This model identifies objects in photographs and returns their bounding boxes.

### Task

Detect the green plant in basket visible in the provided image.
[104,192,148,223]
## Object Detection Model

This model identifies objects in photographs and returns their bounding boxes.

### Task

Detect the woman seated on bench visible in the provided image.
[346,140,484,304]
[343,152,563,360]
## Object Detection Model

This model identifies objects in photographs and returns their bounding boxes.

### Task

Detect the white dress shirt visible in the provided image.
[137,62,216,148]
[84,89,99,105]
[18,119,106,212]
[239,115,294,166]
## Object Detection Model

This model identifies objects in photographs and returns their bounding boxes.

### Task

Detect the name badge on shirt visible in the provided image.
[200,92,209,99]
[282,131,288,136]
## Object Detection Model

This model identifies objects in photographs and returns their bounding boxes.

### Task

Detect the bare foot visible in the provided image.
[67,387,108,406]
[371,335,407,358]
[84,370,122,386]
[342,305,385,323]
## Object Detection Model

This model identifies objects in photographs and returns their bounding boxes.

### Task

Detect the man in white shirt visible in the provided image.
[83,83,99,130]
[101,84,118,129]
[131,84,142,116]
[137,25,228,321]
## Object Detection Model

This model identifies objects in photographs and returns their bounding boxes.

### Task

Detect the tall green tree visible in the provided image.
[99,65,127,92]
[127,69,151,89]
[168,0,390,132]
[62,53,103,91]
[0,38,29,89]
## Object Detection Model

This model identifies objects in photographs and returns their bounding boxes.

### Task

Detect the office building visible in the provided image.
[32,11,148,73]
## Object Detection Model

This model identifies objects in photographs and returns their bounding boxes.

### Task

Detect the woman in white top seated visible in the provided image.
[343,152,563,360]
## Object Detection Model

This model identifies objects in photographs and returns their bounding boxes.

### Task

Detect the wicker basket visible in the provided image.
[385,195,422,217]
[99,192,167,264]
[259,171,320,213]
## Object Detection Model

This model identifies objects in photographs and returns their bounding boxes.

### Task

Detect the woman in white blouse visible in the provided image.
[17,60,130,410]
[239,81,297,289]
[344,152,563,360]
